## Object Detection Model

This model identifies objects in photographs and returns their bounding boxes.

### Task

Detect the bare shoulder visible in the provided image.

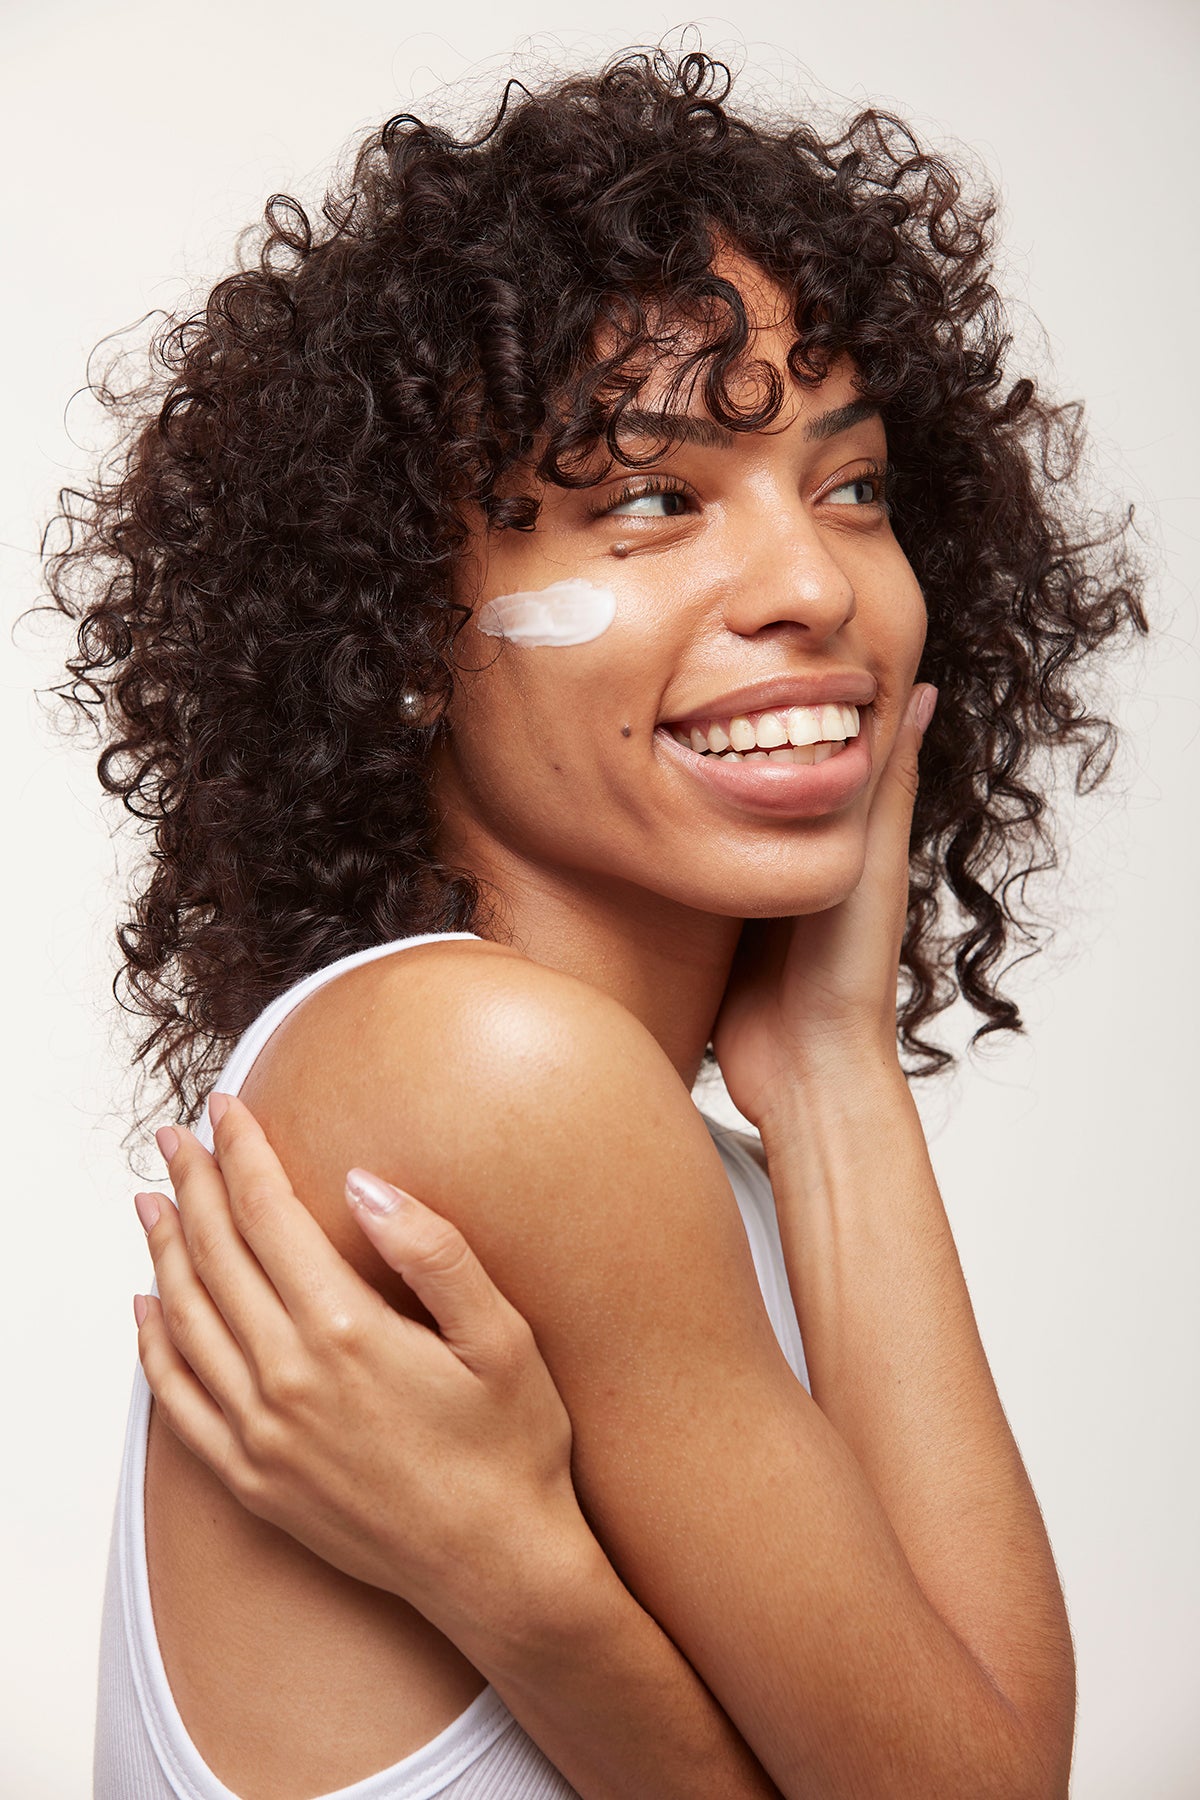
[239,936,745,1327]
[268,934,667,1101]
[254,933,708,1160]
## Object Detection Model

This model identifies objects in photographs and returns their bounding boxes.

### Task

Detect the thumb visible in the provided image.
[882,681,938,805]
[860,682,937,878]
[901,681,939,757]
[343,1166,511,1365]
[911,681,939,739]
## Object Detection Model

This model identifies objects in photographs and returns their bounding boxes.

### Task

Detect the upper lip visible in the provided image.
[661,671,877,727]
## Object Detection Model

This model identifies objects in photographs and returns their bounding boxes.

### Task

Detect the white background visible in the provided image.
[4,4,1197,1795]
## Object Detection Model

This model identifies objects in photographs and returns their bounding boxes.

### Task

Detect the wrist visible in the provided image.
[500,1531,633,1689]
[442,1508,621,1685]
[757,1042,911,1152]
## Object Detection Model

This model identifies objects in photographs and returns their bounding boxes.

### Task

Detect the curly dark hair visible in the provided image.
[37,42,1148,1140]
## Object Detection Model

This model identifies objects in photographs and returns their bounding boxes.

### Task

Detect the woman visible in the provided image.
[48,44,1146,1800]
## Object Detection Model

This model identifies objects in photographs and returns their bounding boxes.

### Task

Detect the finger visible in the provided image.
[866,682,938,859]
[140,1188,261,1419]
[158,1120,294,1366]
[887,681,937,797]
[206,1094,367,1332]
[344,1168,523,1372]
[136,1291,249,1495]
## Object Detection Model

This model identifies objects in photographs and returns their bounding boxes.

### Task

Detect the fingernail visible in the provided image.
[155,1125,181,1162]
[208,1091,231,1128]
[134,1191,161,1232]
[133,1294,148,1327]
[345,1168,410,1216]
[915,685,938,733]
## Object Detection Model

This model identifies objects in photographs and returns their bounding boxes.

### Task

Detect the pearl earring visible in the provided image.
[397,689,426,723]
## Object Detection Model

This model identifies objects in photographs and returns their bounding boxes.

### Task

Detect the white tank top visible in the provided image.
[94,929,810,1799]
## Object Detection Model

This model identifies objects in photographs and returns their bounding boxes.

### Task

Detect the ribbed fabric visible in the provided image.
[94,929,809,1798]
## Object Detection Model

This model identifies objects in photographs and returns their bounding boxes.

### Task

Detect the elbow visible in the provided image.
[1010,1747,1072,1800]
[1024,1729,1076,1800]
[922,1663,1077,1800]
[1002,1678,1077,1800]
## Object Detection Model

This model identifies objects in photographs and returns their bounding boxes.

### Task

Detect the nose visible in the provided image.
[719,498,857,643]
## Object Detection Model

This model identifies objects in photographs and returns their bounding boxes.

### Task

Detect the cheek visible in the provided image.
[451,636,652,787]
[905,586,929,673]
[474,580,617,648]
[874,563,928,678]
[463,590,675,730]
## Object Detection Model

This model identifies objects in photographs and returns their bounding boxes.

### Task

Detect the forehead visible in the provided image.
[594,240,792,335]
[586,245,841,422]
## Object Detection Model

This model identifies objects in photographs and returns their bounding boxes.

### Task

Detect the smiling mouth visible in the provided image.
[665,701,861,763]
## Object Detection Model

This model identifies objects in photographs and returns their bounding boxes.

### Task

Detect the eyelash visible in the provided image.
[587,475,693,519]
[589,461,894,519]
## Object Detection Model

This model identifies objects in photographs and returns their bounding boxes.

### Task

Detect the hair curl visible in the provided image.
[37,42,1149,1139]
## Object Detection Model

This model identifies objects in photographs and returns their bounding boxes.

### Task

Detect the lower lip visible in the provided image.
[655,714,874,818]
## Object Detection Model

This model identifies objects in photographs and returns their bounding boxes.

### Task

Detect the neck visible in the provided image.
[434,810,742,1091]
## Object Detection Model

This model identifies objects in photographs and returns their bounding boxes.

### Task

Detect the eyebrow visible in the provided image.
[612,396,882,449]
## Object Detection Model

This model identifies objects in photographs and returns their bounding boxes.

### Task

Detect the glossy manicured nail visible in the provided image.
[915,685,938,733]
[345,1168,410,1216]
[134,1192,161,1232]
[208,1091,231,1128]
[133,1294,149,1327]
[155,1125,180,1162]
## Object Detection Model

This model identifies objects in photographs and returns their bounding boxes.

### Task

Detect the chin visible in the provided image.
[682,831,869,920]
[743,876,863,919]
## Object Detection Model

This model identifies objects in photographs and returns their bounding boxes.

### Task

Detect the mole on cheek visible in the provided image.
[620,724,632,737]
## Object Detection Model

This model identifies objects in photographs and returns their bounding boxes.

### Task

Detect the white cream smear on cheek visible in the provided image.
[474,579,617,647]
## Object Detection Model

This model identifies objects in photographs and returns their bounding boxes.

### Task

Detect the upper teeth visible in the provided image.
[670,702,861,755]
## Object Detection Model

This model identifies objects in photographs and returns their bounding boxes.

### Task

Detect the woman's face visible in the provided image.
[433,255,927,924]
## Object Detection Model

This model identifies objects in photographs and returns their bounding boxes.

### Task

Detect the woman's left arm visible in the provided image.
[711,684,1076,1780]
[135,1100,780,1800]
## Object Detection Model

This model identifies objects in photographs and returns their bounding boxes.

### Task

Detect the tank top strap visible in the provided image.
[699,1115,810,1393]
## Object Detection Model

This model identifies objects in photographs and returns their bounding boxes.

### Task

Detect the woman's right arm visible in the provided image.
[233,940,1067,1800]
[140,1101,781,1800]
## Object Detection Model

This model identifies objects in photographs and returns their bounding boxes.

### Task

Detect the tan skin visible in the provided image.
[135,253,1076,1798]
[433,290,914,1073]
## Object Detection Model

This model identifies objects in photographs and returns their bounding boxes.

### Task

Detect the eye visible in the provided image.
[824,466,889,508]
[595,477,694,519]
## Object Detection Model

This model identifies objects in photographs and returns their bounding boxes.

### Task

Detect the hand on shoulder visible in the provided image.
[238,937,758,1349]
